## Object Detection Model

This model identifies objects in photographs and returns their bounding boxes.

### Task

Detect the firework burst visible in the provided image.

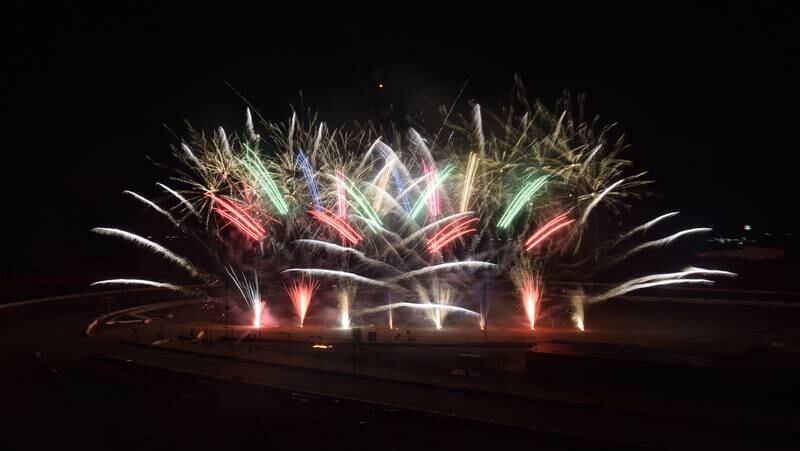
[90,80,735,333]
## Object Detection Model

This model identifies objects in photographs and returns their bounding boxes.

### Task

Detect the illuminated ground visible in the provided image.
[3,288,799,449]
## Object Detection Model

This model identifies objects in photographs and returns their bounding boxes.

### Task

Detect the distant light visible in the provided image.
[744,225,751,231]
[312,344,333,349]
[378,83,384,88]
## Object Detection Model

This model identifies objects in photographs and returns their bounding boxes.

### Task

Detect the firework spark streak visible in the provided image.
[579,144,603,174]
[422,162,441,217]
[181,143,204,172]
[525,213,575,252]
[207,193,266,241]
[387,261,497,283]
[225,267,264,327]
[307,208,362,245]
[282,268,393,288]
[240,144,289,215]
[156,183,201,219]
[367,140,412,212]
[613,211,680,246]
[292,240,401,273]
[297,148,322,210]
[497,177,548,229]
[398,212,473,246]
[427,216,479,253]
[335,169,347,218]
[90,279,190,293]
[587,266,737,304]
[285,276,319,327]
[578,178,625,227]
[342,176,382,231]
[460,152,480,212]
[614,227,712,262]
[91,228,201,277]
[123,190,182,229]
[409,165,454,220]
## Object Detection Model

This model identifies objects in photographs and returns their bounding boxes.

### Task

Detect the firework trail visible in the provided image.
[342,176,382,231]
[335,169,348,218]
[578,178,625,228]
[472,104,485,153]
[180,143,204,172]
[587,267,737,304]
[91,228,202,277]
[371,159,395,213]
[307,208,362,245]
[399,212,475,247]
[240,144,289,215]
[409,165,454,220]
[427,216,479,253]
[292,240,401,274]
[296,148,322,210]
[497,177,548,229]
[282,268,394,288]
[156,183,201,219]
[225,267,264,327]
[422,162,441,217]
[206,193,266,241]
[460,152,480,212]
[285,276,319,327]
[524,213,575,252]
[123,190,182,229]
[387,261,497,283]
[90,279,192,294]
[374,142,412,212]
[611,211,680,247]
[611,227,712,264]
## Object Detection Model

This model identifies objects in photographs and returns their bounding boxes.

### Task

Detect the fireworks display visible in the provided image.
[285,276,319,327]
[91,82,735,331]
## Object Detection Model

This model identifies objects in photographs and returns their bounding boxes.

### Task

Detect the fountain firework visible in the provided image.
[513,264,542,330]
[336,282,357,329]
[285,276,319,327]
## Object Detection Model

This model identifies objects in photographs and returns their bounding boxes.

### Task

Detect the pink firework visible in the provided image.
[520,274,542,330]
[285,276,320,327]
[525,213,574,252]
[206,192,267,241]
[427,216,479,253]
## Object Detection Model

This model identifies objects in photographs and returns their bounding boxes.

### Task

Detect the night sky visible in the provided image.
[4,3,798,265]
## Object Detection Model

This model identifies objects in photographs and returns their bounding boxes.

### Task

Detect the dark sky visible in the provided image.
[4,2,798,263]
